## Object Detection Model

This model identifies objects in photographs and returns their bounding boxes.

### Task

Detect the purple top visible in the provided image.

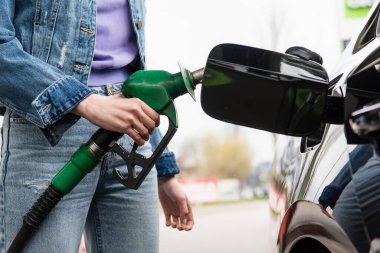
[88,0,138,86]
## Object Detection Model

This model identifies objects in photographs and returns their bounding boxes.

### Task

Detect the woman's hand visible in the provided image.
[72,93,160,145]
[158,176,194,231]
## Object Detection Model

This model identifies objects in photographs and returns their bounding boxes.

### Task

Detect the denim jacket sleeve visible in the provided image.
[318,144,373,209]
[0,2,94,145]
[149,128,180,177]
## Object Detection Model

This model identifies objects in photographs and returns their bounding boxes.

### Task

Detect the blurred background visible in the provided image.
[0,0,374,252]
[144,0,374,252]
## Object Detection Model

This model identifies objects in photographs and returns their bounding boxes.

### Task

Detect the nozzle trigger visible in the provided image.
[111,121,177,190]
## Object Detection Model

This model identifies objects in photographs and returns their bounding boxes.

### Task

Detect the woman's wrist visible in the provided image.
[158,175,175,186]
[71,94,97,117]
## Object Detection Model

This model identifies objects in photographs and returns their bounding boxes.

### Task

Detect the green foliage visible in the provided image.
[177,130,253,181]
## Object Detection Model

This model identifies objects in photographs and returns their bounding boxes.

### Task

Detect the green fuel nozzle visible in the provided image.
[122,64,204,127]
[112,65,204,188]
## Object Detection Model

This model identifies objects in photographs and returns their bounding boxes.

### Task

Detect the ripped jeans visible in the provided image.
[0,86,159,253]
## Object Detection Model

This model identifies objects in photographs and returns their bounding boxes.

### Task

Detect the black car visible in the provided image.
[199,2,380,252]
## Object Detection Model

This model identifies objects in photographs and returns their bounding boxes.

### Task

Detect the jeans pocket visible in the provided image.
[9,111,31,124]
[9,117,30,124]
[6,110,49,147]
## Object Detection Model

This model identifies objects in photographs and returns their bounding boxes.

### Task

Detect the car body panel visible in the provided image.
[278,200,357,253]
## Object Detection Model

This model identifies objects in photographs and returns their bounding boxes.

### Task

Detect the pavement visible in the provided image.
[159,200,275,253]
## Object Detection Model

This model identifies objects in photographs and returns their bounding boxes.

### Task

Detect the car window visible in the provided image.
[353,4,380,53]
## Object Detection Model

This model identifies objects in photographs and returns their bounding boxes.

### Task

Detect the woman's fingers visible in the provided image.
[73,94,160,145]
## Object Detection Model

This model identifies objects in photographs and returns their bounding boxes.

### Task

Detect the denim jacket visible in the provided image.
[0,0,179,176]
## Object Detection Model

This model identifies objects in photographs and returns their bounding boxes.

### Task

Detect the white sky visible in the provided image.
[145,0,366,164]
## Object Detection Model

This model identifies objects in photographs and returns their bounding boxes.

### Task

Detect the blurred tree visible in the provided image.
[176,138,204,178]
[177,130,253,181]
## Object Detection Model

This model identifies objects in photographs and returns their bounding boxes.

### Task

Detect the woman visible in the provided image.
[0,0,194,252]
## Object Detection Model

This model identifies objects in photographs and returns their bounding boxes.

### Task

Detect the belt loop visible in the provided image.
[106,83,123,96]
[106,84,114,96]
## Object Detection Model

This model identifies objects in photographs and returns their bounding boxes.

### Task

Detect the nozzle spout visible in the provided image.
[190,68,204,87]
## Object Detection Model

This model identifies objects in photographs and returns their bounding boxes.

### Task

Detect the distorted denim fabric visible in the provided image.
[318,144,373,209]
[333,153,380,253]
